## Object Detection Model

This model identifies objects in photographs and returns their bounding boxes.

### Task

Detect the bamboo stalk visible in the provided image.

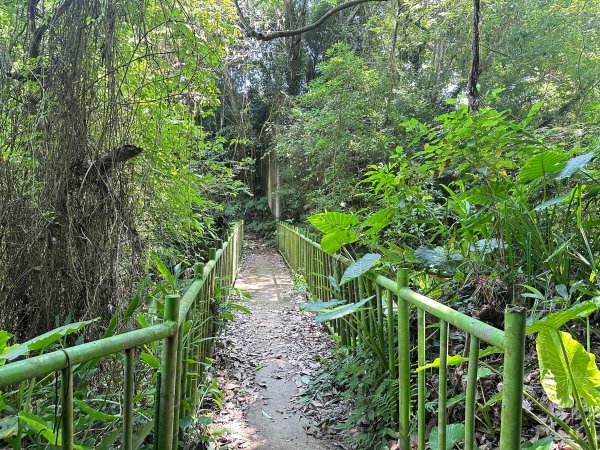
[465,335,480,450]
[438,320,449,450]
[417,308,426,450]
[499,307,526,450]
[397,269,410,450]
[61,364,74,450]
[123,347,135,450]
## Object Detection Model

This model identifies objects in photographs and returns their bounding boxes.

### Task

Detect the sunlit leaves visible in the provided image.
[321,230,359,253]
[308,212,359,234]
[1,319,98,362]
[518,151,567,183]
[314,296,374,323]
[526,300,600,335]
[339,253,380,285]
[536,330,600,408]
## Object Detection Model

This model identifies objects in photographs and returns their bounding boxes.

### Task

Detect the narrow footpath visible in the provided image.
[211,238,338,449]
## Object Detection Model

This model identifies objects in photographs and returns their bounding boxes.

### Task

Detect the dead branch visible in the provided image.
[233,0,389,41]
[73,145,144,177]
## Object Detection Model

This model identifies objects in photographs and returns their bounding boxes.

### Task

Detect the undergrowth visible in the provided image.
[303,344,397,450]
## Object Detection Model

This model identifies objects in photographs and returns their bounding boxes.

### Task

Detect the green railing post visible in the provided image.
[386,289,397,422]
[156,294,180,450]
[123,347,135,450]
[464,335,480,450]
[438,320,449,450]
[153,373,161,450]
[173,318,185,449]
[397,269,410,450]
[499,307,526,450]
[417,307,426,450]
[61,363,74,450]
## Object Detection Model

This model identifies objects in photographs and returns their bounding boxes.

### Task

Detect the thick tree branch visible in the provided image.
[234,0,389,41]
[73,145,144,177]
[28,0,75,58]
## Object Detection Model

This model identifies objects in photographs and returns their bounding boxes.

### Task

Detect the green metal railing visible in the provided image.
[0,222,244,450]
[276,222,525,450]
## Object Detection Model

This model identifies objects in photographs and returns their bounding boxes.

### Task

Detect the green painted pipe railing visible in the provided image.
[0,221,244,450]
[276,222,526,450]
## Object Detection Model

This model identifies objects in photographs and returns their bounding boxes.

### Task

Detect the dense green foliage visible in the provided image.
[244,0,600,446]
[0,0,248,336]
[1,0,599,447]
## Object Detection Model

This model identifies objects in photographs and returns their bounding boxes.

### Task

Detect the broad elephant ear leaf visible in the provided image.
[320,230,358,253]
[307,212,359,234]
[518,151,566,183]
[315,296,373,323]
[339,253,380,285]
[536,330,600,408]
[558,151,595,179]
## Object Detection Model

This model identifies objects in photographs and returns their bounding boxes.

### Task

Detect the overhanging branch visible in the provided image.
[234,0,389,41]
[73,145,144,178]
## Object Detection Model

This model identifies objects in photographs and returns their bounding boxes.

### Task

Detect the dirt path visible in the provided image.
[210,238,339,449]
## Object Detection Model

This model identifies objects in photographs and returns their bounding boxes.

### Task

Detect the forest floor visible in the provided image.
[209,237,343,449]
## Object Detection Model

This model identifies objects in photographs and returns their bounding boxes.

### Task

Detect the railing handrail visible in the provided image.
[177,221,241,325]
[0,222,242,389]
[277,222,506,348]
[276,221,525,449]
[0,322,175,387]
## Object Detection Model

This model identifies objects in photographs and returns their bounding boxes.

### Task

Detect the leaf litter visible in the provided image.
[209,237,344,449]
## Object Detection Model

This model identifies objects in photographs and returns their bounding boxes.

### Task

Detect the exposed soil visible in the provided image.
[209,238,341,449]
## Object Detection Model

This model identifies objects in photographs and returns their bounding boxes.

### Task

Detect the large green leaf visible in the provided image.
[300,300,345,311]
[429,423,465,450]
[363,208,395,235]
[339,253,380,285]
[0,416,17,440]
[18,411,85,449]
[315,296,373,323]
[414,246,448,265]
[536,330,600,408]
[1,319,98,361]
[526,300,599,335]
[533,190,573,211]
[521,436,554,450]
[558,151,595,179]
[307,212,359,234]
[518,151,567,183]
[320,230,358,253]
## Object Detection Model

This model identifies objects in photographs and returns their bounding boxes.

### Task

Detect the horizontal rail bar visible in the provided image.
[178,222,242,324]
[0,322,176,387]
[278,223,506,349]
